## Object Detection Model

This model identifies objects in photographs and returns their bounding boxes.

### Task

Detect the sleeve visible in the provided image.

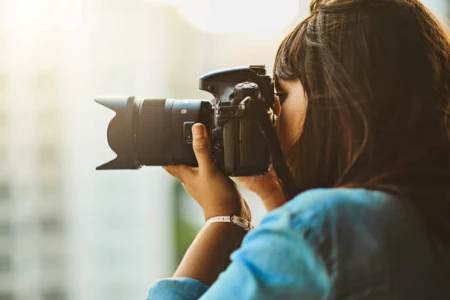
[147,205,333,300]
[147,277,209,300]
[199,208,332,299]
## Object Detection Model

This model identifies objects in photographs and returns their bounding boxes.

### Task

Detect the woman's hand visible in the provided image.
[164,123,250,221]
[234,167,287,212]
[165,124,250,285]
[233,93,287,212]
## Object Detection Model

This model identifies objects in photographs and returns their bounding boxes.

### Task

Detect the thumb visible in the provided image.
[192,123,214,171]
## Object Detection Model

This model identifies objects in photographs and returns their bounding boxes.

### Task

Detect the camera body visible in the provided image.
[95,65,274,176]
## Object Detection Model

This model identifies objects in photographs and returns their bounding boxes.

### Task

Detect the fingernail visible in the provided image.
[192,124,204,138]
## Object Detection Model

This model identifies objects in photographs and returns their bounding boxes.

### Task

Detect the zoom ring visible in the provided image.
[138,99,166,165]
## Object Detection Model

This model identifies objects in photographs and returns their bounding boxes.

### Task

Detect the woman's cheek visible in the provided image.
[276,107,306,154]
[276,112,297,154]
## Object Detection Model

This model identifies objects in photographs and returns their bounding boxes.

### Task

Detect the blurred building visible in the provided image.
[0,10,68,300]
[0,1,175,300]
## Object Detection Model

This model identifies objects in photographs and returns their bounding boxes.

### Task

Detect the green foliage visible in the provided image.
[171,180,201,266]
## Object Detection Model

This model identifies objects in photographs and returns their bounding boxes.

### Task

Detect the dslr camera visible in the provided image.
[95,65,276,176]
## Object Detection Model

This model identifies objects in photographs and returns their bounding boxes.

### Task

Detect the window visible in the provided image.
[0,222,12,235]
[0,292,15,300]
[0,73,8,102]
[38,180,61,201]
[0,182,10,200]
[34,71,62,117]
[41,253,61,269]
[38,144,60,165]
[40,217,63,233]
[0,110,6,127]
[41,289,66,300]
[0,255,12,272]
[37,109,61,129]
[34,72,58,98]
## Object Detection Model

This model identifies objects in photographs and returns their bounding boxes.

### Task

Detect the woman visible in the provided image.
[148,0,450,298]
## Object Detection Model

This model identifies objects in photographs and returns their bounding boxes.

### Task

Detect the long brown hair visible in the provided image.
[274,0,450,239]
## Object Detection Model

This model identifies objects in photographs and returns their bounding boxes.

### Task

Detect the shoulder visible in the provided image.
[225,188,423,299]
[256,188,418,252]
[231,188,436,299]
[284,187,395,215]
[263,188,401,231]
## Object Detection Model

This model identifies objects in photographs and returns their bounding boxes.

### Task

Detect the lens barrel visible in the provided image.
[95,96,211,170]
[137,99,166,165]
[138,98,212,166]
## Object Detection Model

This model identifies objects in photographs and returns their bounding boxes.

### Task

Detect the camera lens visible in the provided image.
[137,98,212,166]
[95,96,211,169]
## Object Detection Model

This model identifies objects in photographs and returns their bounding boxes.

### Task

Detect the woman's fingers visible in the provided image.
[192,123,215,172]
[162,123,215,182]
[163,165,193,183]
[162,123,249,220]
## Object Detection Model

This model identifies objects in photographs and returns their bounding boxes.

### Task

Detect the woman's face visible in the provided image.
[274,79,308,153]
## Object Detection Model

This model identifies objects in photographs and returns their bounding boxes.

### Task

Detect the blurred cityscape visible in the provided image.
[0,0,447,300]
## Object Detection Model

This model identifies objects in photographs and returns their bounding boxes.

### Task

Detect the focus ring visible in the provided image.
[138,99,166,165]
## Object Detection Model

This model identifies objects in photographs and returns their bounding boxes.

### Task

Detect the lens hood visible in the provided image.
[94,96,141,170]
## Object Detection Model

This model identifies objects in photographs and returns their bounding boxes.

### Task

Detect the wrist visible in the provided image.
[206,215,253,231]
[203,201,251,222]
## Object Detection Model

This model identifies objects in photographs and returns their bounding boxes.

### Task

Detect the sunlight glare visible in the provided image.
[147,0,300,35]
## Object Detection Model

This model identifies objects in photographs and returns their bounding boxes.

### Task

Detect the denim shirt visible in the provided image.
[147,188,450,299]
